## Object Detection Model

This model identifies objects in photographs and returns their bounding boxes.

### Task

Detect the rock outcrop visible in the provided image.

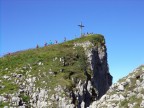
[90,65,144,108]
[0,34,112,108]
[73,41,112,107]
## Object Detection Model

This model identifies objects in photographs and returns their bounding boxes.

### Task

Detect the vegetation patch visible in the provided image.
[0,34,105,106]
[0,102,9,107]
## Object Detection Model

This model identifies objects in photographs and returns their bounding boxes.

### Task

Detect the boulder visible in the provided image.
[140,100,144,107]
[136,80,141,86]
[117,84,124,91]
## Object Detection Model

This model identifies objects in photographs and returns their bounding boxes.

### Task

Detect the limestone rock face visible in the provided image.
[73,41,112,107]
[88,45,112,98]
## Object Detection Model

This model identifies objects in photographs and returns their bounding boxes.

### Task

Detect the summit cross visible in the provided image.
[78,22,84,37]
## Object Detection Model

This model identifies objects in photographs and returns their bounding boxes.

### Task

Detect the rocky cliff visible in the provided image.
[90,65,144,108]
[0,34,112,108]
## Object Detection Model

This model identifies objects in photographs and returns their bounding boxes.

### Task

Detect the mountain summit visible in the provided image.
[0,34,112,108]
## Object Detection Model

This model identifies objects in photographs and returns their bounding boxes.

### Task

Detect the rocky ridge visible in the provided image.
[0,34,112,108]
[90,65,144,108]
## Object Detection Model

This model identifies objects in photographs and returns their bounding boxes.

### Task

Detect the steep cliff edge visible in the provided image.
[0,34,112,108]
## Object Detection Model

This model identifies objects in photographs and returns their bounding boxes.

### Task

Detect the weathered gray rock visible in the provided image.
[11,96,20,106]
[140,100,144,107]
[81,101,85,108]
[37,100,48,108]
[110,94,120,101]
[136,80,141,86]
[117,84,124,91]
[126,78,131,84]
[119,94,125,100]
[0,96,3,102]
[3,75,9,79]
[127,92,135,97]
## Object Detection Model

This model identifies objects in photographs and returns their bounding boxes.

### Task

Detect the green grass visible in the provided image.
[0,102,9,108]
[0,34,104,68]
[120,96,142,108]
[0,81,18,94]
[66,34,104,44]
[19,93,30,103]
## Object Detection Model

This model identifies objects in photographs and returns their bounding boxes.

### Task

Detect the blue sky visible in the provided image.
[0,0,144,83]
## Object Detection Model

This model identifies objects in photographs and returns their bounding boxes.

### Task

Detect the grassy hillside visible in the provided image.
[0,34,104,97]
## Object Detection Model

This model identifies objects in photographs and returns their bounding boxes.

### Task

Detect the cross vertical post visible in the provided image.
[78,22,85,37]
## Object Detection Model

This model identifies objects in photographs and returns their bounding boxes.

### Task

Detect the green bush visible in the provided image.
[20,94,30,103]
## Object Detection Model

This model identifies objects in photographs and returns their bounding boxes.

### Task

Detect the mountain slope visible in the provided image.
[0,34,112,108]
[90,65,144,108]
